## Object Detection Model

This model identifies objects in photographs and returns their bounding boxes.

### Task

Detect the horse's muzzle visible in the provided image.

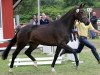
[84,21,90,26]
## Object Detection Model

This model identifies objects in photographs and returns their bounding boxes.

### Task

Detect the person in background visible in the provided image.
[90,12,98,39]
[40,13,49,25]
[91,12,98,30]
[56,15,61,20]
[30,15,37,25]
[46,15,53,22]
[60,20,100,64]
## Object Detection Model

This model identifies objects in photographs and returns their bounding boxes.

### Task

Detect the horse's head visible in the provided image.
[74,4,90,25]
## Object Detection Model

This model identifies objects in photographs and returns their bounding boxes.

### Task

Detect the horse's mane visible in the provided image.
[60,7,77,22]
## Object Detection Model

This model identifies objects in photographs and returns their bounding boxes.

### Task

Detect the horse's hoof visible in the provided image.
[9,68,13,73]
[33,61,37,68]
[51,68,56,74]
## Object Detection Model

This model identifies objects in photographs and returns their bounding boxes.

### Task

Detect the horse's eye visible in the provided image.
[80,11,84,14]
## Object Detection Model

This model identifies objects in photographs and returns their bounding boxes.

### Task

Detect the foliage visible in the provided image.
[14,0,100,23]
[14,0,37,22]
[40,6,73,20]
[41,0,64,6]
[63,0,94,7]
[94,1,100,7]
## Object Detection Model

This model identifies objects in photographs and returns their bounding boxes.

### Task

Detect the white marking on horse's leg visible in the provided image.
[9,68,13,73]
[33,61,37,68]
[51,67,56,73]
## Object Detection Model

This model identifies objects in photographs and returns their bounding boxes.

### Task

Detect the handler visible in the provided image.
[60,20,100,64]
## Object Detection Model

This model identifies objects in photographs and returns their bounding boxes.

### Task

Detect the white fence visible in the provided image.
[8,57,62,67]
[0,39,11,43]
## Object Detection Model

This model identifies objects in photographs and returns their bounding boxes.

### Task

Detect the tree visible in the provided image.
[14,0,37,22]
[63,0,94,7]
[14,0,97,23]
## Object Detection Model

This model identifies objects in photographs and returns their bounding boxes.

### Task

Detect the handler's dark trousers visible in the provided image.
[77,36,100,61]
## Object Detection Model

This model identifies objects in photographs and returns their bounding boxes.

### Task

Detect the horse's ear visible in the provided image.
[79,3,85,8]
[82,3,85,7]
[79,4,83,8]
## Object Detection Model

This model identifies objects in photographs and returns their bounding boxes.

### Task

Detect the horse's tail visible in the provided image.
[2,33,18,60]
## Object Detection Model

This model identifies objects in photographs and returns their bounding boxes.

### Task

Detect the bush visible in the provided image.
[94,1,100,7]
[15,0,100,23]
[19,6,74,22]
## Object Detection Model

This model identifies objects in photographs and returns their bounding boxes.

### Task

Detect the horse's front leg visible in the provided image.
[61,43,79,67]
[51,46,62,72]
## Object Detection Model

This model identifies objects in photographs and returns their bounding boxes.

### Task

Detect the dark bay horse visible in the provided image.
[2,4,89,72]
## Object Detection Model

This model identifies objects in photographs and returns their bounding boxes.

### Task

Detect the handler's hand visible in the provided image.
[98,33,100,36]
[97,30,100,35]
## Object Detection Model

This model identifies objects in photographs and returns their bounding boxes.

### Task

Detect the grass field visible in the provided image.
[0,39,100,75]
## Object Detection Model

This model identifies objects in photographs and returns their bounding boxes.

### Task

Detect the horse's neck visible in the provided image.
[60,14,75,32]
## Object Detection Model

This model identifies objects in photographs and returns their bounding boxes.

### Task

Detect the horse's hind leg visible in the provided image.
[61,43,79,67]
[25,42,38,67]
[9,43,26,72]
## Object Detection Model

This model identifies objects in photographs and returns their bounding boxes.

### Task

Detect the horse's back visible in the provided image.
[16,24,38,42]
[29,22,68,46]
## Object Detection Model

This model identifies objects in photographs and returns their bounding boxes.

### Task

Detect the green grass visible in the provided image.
[0,39,100,75]
[0,51,100,75]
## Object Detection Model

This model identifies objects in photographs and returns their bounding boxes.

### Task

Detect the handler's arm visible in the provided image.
[92,29,100,34]
[89,23,100,35]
